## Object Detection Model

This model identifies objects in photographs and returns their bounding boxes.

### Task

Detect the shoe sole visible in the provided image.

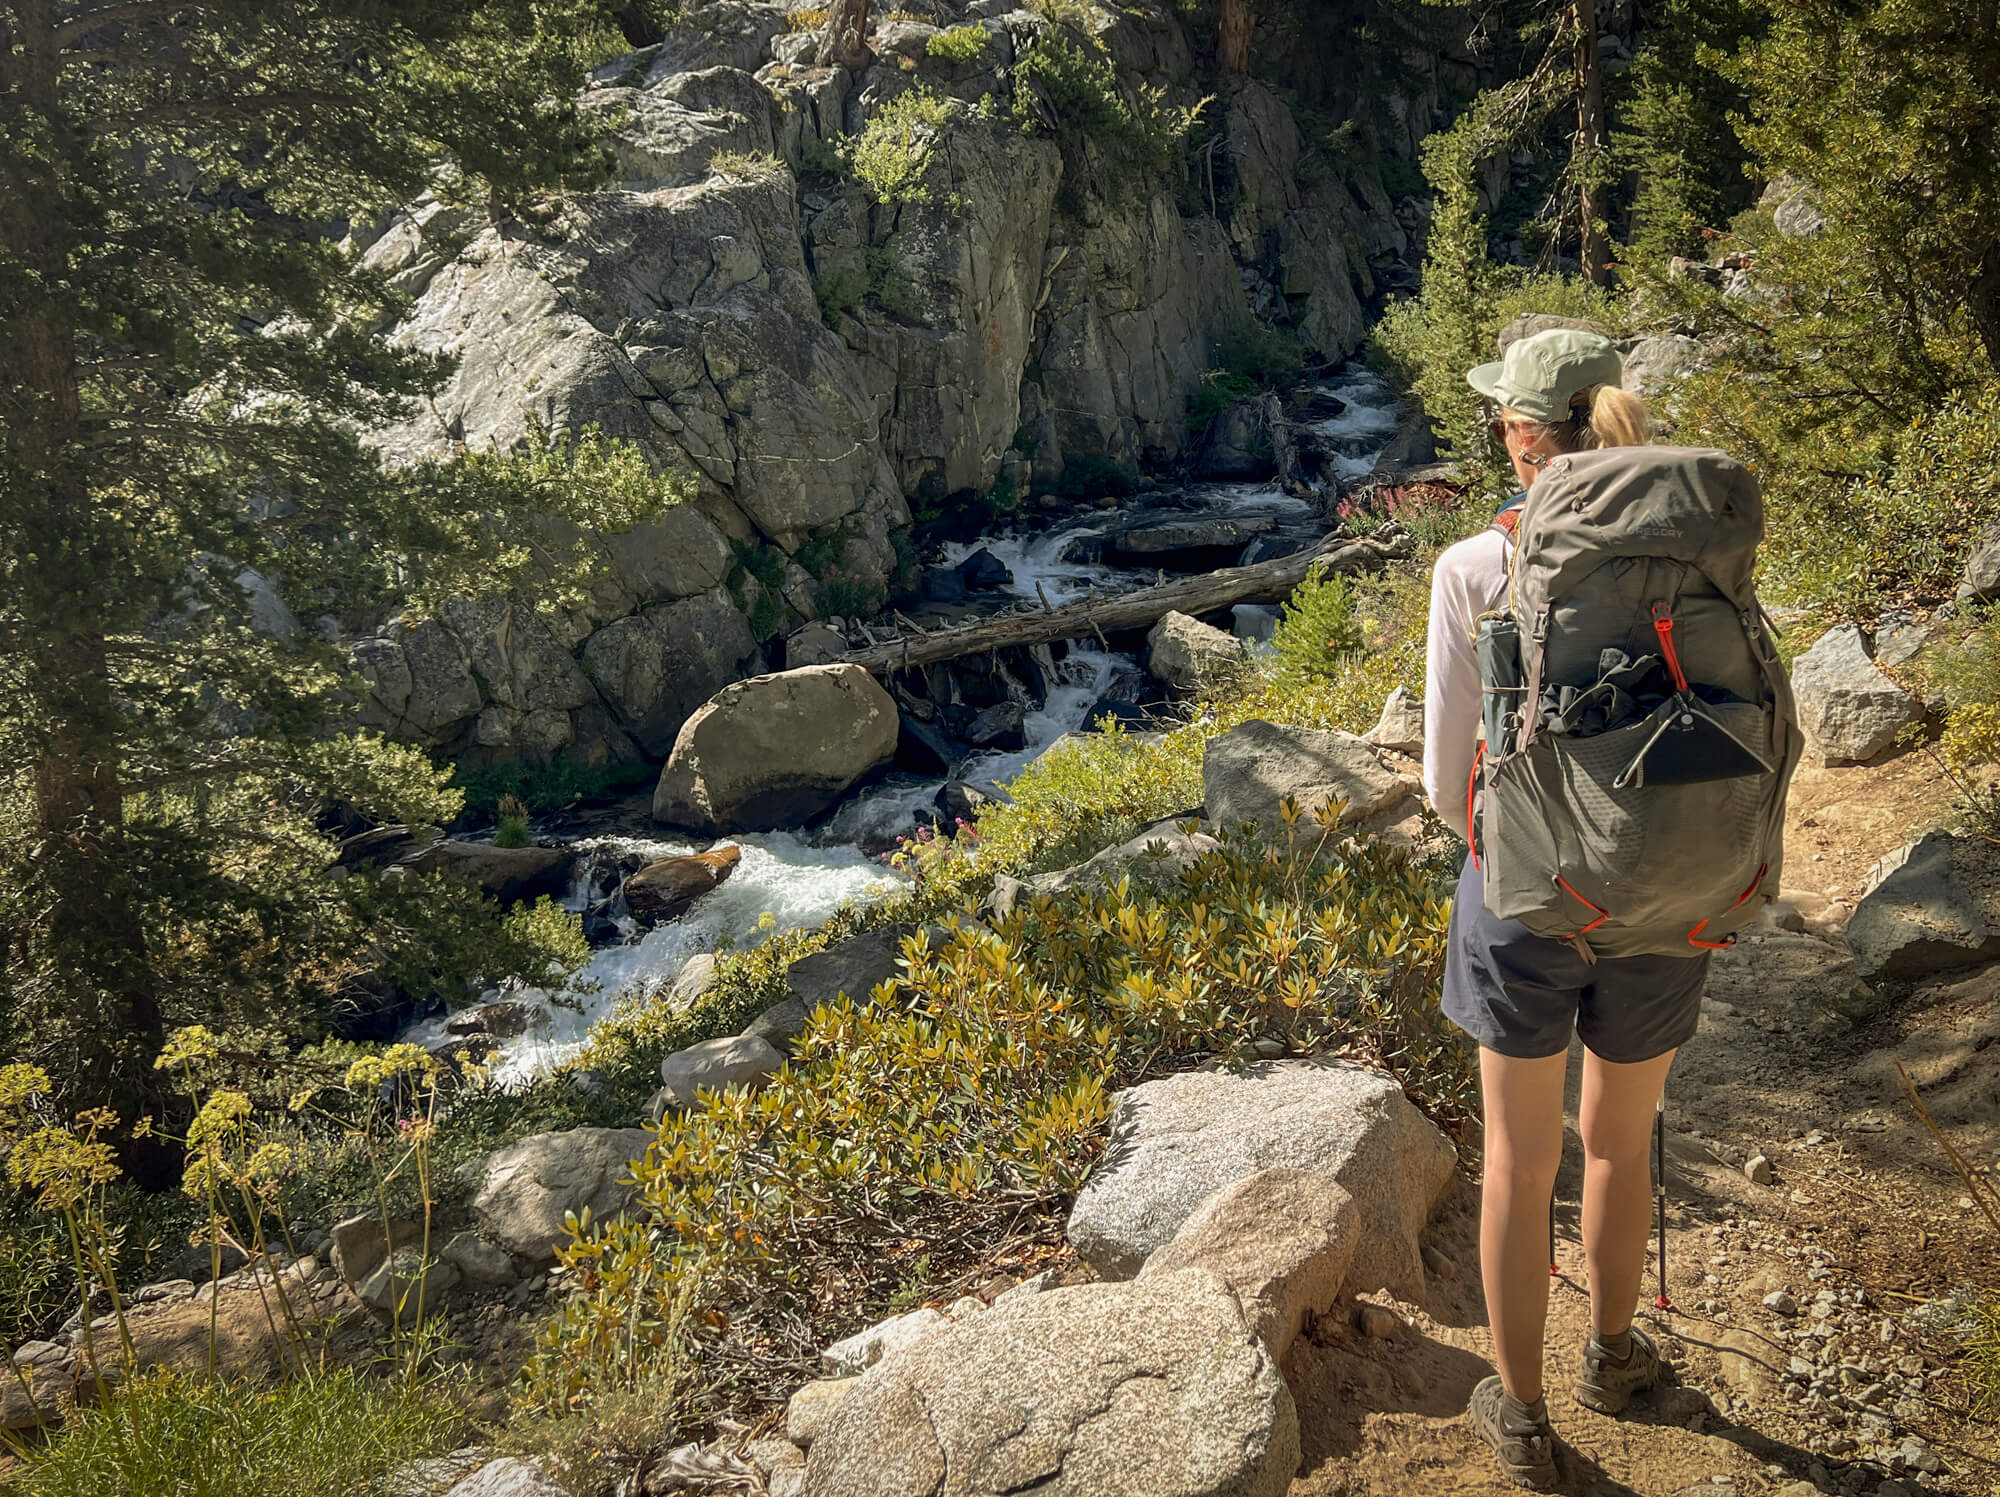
[1494,1458,1561,1491]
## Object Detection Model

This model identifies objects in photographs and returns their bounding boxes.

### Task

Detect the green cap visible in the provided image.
[1466,328,1625,424]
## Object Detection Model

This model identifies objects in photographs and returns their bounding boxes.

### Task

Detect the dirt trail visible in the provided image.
[1284,752,2000,1497]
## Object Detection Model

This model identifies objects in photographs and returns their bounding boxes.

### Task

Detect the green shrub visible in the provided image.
[851,86,964,207]
[812,259,868,324]
[797,133,846,176]
[822,577,887,621]
[1271,564,1363,683]
[12,1369,468,1497]
[983,469,1022,517]
[1185,370,1258,431]
[745,583,787,640]
[927,23,989,63]
[1906,606,2000,835]
[1666,377,2000,613]
[1217,322,1306,387]
[490,794,531,849]
[793,523,854,581]
[1010,31,1201,194]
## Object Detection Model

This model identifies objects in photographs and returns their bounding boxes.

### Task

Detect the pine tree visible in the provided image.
[1729,0,2000,386]
[1614,0,1759,262]
[0,2,673,1134]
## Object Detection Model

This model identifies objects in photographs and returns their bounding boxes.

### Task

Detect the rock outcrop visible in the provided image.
[1066,1058,1456,1298]
[1139,1166,1361,1358]
[1365,685,1426,756]
[1025,816,1217,898]
[652,664,899,832]
[393,841,577,905]
[1845,830,2000,980]
[803,1269,1299,1497]
[1790,623,1920,764]
[340,0,1442,773]
[1961,526,2000,604]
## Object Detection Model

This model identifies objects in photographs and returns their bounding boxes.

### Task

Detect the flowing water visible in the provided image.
[408,367,1402,1081]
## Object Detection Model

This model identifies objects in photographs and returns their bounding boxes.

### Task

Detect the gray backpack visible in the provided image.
[1473,446,1803,960]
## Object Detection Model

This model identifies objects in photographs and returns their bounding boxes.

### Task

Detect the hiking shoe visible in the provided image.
[1575,1324,1668,1415]
[1468,1375,1559,1490]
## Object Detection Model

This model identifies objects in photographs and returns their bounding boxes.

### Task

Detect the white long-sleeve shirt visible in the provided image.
[1422,525,1512,843]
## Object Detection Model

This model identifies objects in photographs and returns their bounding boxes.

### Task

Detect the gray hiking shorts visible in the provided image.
[1442,855,1710,1064]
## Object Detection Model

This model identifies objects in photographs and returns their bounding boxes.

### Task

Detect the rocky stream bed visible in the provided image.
[398,368,1402,1083]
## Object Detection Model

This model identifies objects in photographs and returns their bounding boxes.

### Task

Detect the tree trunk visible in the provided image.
[1573,0,1611,286]
[834,534,1402,675]
[1219,0,1258,75]
[816,0,874,72]
[3,4,170,1148]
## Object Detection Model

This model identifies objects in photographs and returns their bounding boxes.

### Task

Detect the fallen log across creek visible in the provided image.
[834,531,1409,675]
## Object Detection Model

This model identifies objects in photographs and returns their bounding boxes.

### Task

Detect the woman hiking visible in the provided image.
[1423,328,1697,1489]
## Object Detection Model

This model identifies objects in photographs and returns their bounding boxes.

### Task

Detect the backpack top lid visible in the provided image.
[1511,445,1764,622]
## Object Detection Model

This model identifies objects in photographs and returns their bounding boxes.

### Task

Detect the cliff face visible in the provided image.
[353,0,1462,768]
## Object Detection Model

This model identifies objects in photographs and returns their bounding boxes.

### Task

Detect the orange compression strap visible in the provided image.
[1687,864,1768,950]
[1651,604,1692,693]
[1553,875,1610,939]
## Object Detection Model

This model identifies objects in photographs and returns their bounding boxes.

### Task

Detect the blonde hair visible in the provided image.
[1507,384,1654,453]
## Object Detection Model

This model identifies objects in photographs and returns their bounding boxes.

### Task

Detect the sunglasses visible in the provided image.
[1488,416,1541,443]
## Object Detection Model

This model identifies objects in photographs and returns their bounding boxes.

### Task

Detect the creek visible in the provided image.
[402,368,1401,1083]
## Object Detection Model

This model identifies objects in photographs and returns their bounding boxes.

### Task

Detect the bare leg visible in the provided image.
[1578,1047,1677,1338]
[1479,1047,1568,1402]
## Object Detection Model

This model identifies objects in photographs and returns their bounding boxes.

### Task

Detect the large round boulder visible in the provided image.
[469,1127,655,1262]
[652,664,899,833]
[1146,610,1248,692]
[804,1269,1298,1497]
[1066,1058,1455,1300]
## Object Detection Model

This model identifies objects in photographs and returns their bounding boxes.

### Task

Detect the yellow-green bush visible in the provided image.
[1905,606,2000,834]
[849,86,966,207]
[927,22,989,63]
[523,819,1463,1416]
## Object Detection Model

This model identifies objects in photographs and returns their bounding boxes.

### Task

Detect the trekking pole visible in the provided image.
[1548,1187,1559,1278]
[1653,1097,1673,1311]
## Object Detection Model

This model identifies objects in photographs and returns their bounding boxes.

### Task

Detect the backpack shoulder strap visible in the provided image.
[1491,506,1522,540]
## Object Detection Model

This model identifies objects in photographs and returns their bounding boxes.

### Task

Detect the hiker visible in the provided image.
[1422,329,1800,1488]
